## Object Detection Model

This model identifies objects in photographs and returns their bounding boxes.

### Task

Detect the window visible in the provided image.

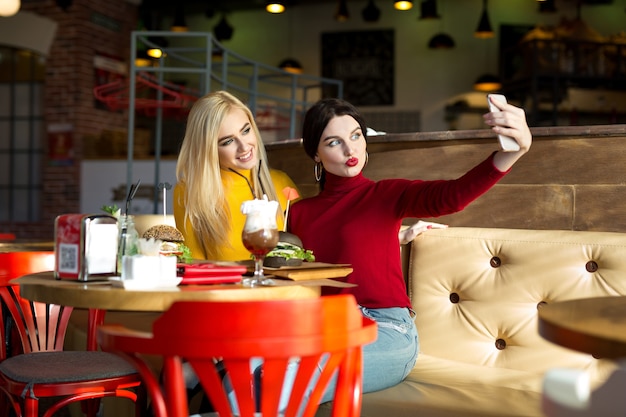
[0,46,45,222]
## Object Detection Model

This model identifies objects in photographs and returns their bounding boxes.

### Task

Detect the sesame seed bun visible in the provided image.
[142,224,184,243]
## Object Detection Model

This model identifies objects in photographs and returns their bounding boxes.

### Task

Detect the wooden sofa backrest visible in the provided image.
[407,227,626,376]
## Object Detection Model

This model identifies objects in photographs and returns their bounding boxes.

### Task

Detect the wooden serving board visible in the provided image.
[244,262,353,281]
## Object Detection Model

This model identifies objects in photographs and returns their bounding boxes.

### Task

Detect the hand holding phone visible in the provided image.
[487,94,520,152]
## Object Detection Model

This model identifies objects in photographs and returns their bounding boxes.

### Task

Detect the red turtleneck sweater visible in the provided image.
[288,153,508,309]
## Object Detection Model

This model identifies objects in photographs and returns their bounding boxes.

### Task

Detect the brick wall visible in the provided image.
[2,0,137,240]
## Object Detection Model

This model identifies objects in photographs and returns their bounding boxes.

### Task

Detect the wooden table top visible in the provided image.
[15,271,320,312]
[0,241,54,252]
[538,296,626,359]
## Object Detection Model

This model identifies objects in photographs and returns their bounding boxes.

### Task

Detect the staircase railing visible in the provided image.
[122,30,343,211]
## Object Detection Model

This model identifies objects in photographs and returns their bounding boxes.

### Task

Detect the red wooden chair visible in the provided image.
[98,294,377,417]
[0,251,145,417]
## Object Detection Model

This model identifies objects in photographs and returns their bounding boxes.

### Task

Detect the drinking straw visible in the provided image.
[282,187,299,232]
[158,182,172,222]
[124,179,141,216]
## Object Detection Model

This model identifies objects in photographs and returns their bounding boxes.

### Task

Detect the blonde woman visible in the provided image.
[174,91,298,261]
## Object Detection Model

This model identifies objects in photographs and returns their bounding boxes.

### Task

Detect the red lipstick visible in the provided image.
[346,157,358,167]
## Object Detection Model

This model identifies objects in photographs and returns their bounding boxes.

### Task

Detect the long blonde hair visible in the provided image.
[176,91,279,259]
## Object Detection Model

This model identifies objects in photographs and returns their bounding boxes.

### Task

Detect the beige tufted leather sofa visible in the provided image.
[352,226,626,417]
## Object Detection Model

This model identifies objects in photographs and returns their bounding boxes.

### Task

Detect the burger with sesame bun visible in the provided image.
[264,231,315,267]
[142,225,192,263]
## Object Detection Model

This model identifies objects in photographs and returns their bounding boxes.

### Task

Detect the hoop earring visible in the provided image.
[314,162,323,182]
[365,152,369,167]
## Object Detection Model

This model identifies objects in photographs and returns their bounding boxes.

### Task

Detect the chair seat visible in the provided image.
[0,351,137,383]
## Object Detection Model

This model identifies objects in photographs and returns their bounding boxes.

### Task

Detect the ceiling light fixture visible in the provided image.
[335,0,349,21]
[394,1,413,11]
[419,0,440,19]
[135,50,153,68]
[362,0,381,22]
[266,1,285,13]
[279,58,303,74]
[474,0,494,39]
[0,0,20,16]
[170,4,188,32]
[473,73,502,92]
[428,33,455,49]
[146,36,168,59]
[538,0,557,13]
[214,15,234,41]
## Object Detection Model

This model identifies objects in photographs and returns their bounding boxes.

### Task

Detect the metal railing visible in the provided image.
[122,31,343,211]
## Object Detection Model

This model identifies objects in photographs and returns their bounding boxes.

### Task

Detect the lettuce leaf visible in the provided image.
[267,242,315,262]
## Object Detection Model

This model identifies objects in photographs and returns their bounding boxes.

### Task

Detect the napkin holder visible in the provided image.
[121,255,177,282]
[54,214,118,281]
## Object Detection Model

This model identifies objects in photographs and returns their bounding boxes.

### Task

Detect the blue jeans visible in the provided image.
[320,306,419,403]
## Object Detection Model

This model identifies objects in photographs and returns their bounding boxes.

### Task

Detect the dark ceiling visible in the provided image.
[140,0,339,17]
[138,0,615,21]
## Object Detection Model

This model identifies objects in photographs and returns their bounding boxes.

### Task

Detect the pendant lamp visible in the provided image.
[266,1,285,13]
[135,50,153,68]
[362,0,381,22]
[171,4,188,32]
[146,36,168,59]
[335,0,349,21]
[474,0,494,39]
[0,0,20,16]
[538,0,557,13]
[428,33,455,49]
[214,15,234,41]
[419,0,439,19]
[279,58,303,74]
[473,73,501,92]
[394,1,413,11]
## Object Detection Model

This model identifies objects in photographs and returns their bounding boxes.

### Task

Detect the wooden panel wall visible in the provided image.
[266,130,626,233]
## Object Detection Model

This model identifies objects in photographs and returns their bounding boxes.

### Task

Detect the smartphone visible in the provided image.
[487,94,520,152]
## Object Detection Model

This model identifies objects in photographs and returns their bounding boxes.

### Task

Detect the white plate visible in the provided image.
[108,277,182,290]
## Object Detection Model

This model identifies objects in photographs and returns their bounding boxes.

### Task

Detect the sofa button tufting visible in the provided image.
[490,256,501,268]
[586,260,598,273]
[449,293,460,303]
[537,301,547,309]
[495,338,507,350]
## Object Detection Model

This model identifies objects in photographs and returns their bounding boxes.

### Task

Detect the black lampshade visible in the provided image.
[419,0,440,19]
[335,0,349,21]
[362,0,381,22]
[214,15,234,41]
[428,33,455,49]
[539,0,557,13]
[474,0,494,39]
[171,4,188,32]
[474,73,501,92]
[279,58,303,74]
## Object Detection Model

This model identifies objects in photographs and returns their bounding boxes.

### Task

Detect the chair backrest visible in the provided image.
[0,251,66,358]
[99,294,377,417]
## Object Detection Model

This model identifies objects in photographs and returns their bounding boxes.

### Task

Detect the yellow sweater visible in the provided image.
[173,169,299,261]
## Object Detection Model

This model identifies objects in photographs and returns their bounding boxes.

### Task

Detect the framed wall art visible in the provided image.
[321,29,394,106]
